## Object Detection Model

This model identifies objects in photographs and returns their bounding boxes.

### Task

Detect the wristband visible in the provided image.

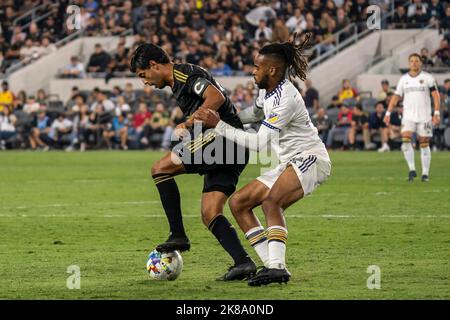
[385,111,391,116]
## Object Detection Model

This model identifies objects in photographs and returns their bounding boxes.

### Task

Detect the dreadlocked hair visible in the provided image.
[258,33,312,81]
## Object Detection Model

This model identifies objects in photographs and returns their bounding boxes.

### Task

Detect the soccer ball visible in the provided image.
[146,249,183,281]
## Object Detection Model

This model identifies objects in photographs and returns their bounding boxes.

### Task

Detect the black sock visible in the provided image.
[152,173,186,238]
[209,215,251,266]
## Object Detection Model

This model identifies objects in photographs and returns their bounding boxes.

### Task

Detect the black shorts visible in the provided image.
[173,128,249,197]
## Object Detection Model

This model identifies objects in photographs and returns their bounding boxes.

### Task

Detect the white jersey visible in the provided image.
[256,79,329,164]
[394,71,438,122]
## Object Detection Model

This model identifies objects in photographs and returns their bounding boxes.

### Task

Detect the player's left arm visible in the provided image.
[185,77,225,128]
[429,76,441,126]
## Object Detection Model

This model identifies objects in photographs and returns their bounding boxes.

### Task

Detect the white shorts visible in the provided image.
[256,154,331,196]
[401,119,432,137]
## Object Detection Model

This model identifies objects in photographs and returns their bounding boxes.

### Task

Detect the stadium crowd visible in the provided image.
[3,0,449,77]
[1,0,450,151]
[1,76,449,151]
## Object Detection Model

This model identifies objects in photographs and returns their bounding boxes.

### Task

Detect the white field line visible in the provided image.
[1,200,160,211]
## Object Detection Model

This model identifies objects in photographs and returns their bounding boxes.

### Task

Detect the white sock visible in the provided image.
[267,226,288,269]
[420,145,431,176]
[245,226,269,267]
[401,142,416,171]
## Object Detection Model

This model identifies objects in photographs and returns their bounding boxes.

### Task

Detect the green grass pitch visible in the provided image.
[0,151,449,299]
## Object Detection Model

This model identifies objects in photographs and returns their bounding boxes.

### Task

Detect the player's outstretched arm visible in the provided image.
[195,109,277,152]
[237,102,265,124]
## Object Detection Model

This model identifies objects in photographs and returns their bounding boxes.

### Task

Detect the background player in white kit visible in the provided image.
[384,53,441,182]
[195,34,331,286]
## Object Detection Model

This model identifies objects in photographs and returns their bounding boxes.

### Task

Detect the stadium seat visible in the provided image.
[342,98,357,107]
[361,97,378,111]
[327,108,340,124]
[48,100,64,111]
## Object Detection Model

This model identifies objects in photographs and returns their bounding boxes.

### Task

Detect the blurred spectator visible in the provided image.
[132,102,152,145]
[0,106,17,150]
[376,79,394,102]
[39,37,57,57]
[440,6,450,33]
[389,104,403,142]
[66,86,83,110]
[87,43,112,73]
[369,102,390,152]
[81,104,105,151]
[303,79,319,112]
[36,89,48,106]
[348,105,374,150]
[440,79,450,126]
[23,95,40,114]
[46,112,73,149]
[90,90,115,112]
[107,42,129,76]
[103,112,129,150]
[13,90,27,110]
[272,18,290,43]
[335,7,351,38]
[327,95,341,110]
[27,22,41,43]
[19,38,41,65]
[311,107,331,143]
[338,79,359,103]
[141,103,169,149]
[123,83,137,106]
[62,56,86,78]
[326,103,353,149]
[115,95,131,116]
[409,3,429,28]
[29,109,51,150]
[161,106,185,150]
[390,5,408,29]
[70,94,89,115]
[109,86,123,105]
[407,0,428,18]
[428,0,445,25]
[432,39,450,67]
[286,9,307,33]
[11,26,27,45]
[420,47,434,68]
[255,19,272,42]
[0,81,14,113]
[317,19,336,54]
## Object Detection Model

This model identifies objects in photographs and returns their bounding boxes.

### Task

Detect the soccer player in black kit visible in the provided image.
[130,43,256,281]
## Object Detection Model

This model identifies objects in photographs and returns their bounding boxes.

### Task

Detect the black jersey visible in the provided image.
[171,63,243,129]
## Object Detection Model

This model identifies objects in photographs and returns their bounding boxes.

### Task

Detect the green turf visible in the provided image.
[0,150,449,299]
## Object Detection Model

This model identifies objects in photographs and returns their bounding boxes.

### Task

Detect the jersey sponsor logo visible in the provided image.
[267,113,279,124]
[404,86,426,93]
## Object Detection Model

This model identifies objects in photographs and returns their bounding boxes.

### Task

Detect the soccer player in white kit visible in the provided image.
[195,34,331,286]
[384,53,441,182]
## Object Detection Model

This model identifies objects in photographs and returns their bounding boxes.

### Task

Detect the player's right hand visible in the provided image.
[174,123,189,139]
[383,115,390,126]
